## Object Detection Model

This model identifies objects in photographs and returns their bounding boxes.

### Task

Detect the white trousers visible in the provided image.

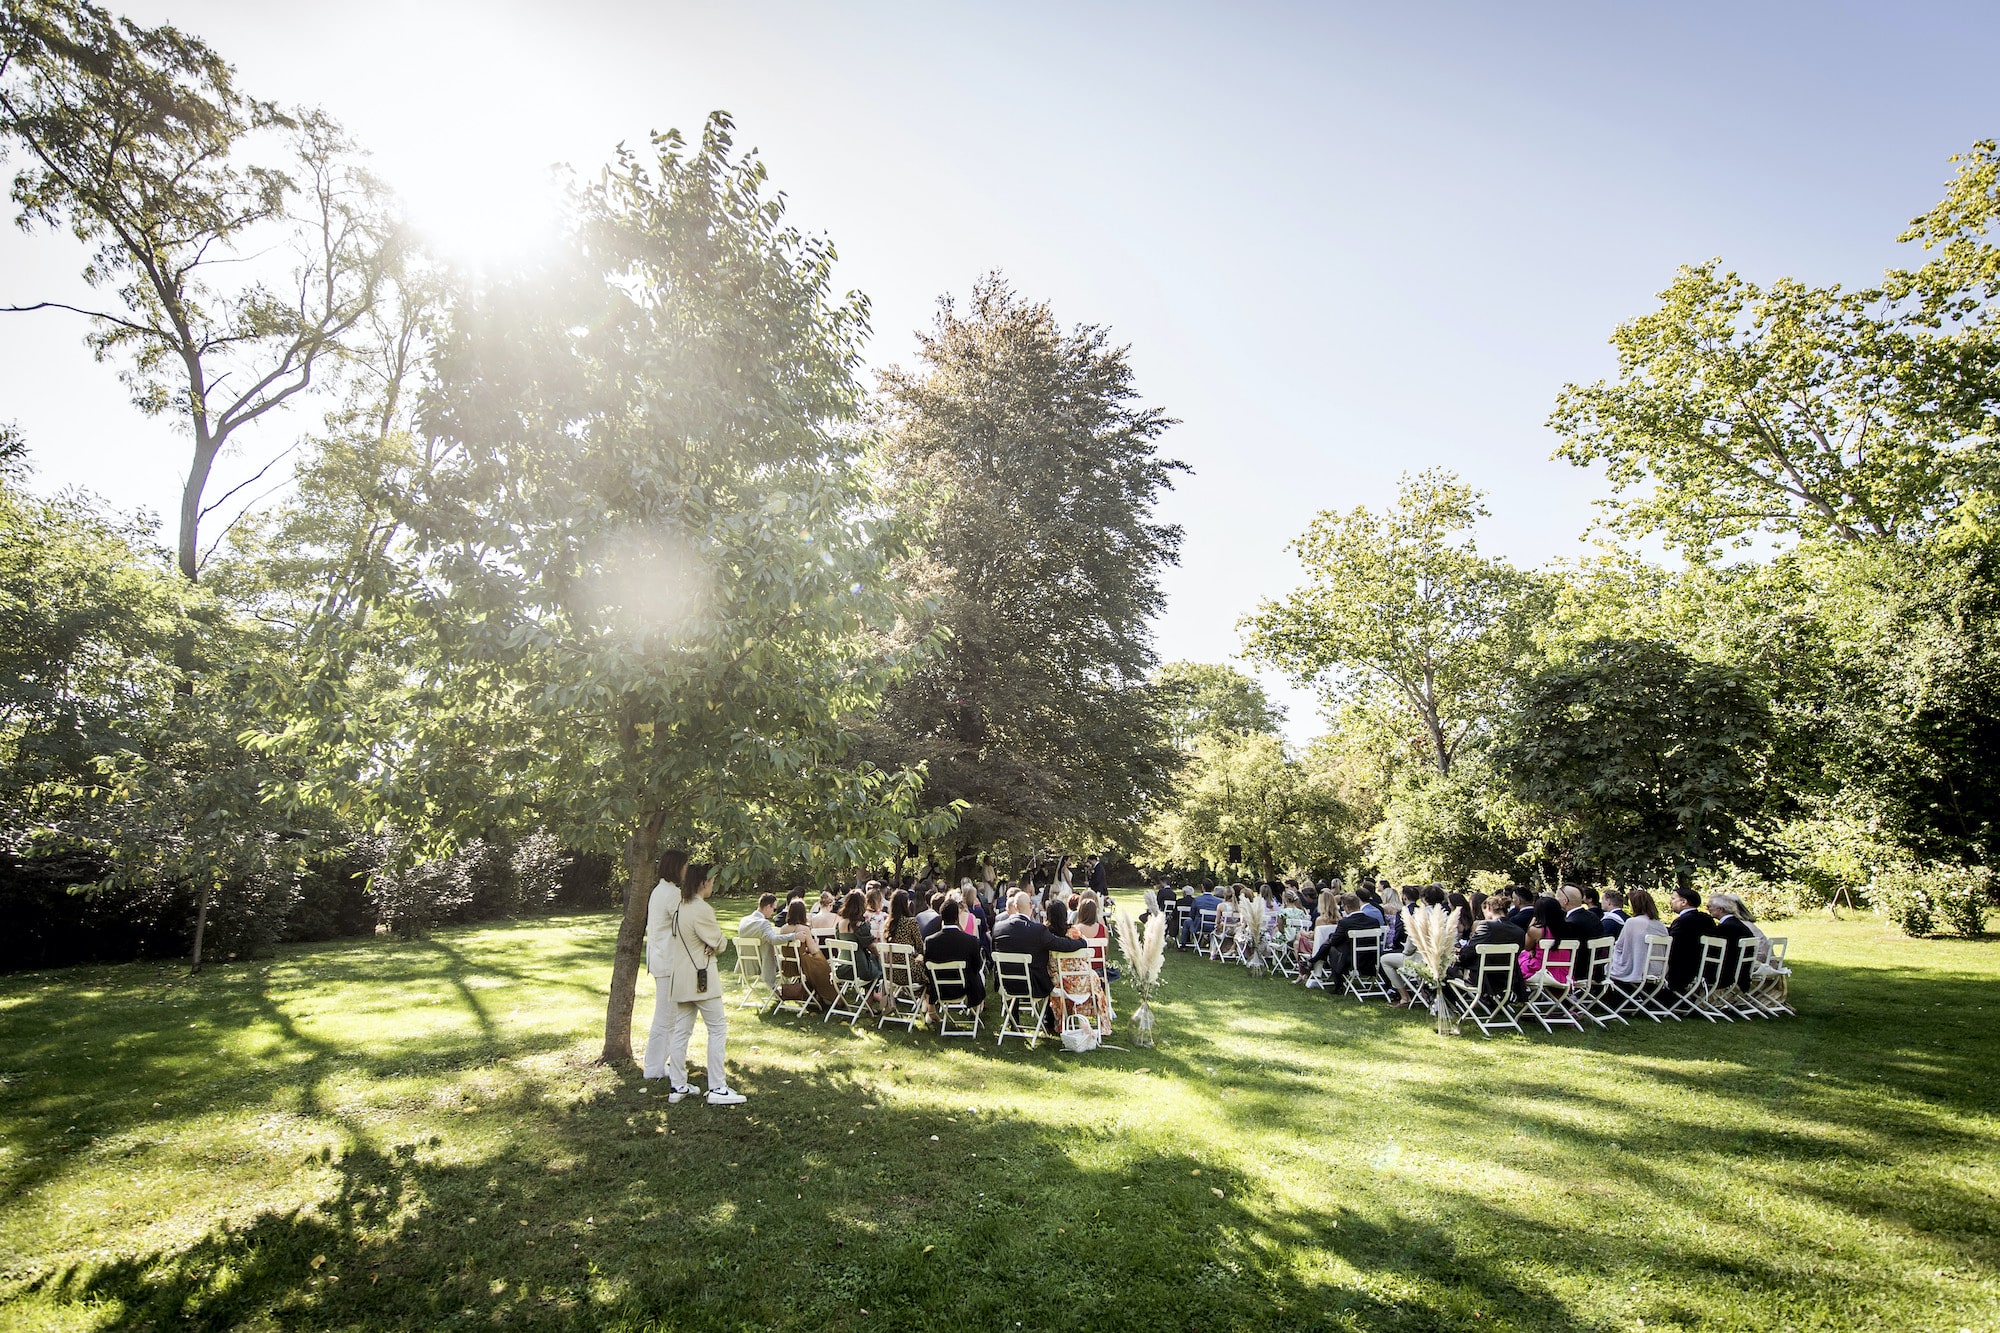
[642,973,676,1079]
[667,996,727,1090]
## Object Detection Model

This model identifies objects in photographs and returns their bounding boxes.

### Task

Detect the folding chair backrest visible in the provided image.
[882,942,919,990]
[812,927,835,951]
[1763,936,1788,968]
[1542,940,1576,980]
[776,937,804,976]
[1581,935,1612,984]
[1054,952,1096,1000]
[1197,908,1216,936]
[1642,933,1671,982]
[993,951,1036,999]
[1698,935,1728,985]
[1350,928,1382,974]
[1475,943,1518,993]
[930,959,970,1003]
[826,936,858,977]
[1087,937,1109,972]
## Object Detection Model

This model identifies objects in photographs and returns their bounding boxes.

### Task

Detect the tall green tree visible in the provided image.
[1151,660,1284,750]
[864,275,1184,862]
[1492,638,1775,892]
[0,0,397,580]
[1550,141,1999,559]
[259,117,952,1064]
[1244,469,1539,778]
[1146,730,1354,882]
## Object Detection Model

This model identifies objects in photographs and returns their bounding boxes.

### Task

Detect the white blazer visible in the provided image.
[645,880,679,978]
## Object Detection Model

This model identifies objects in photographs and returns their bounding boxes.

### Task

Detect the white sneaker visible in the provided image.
[706,1086,746,1106]
[666,1084,699,1104]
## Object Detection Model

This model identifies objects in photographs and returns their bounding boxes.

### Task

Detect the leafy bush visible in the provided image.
[1869,862,1990,937]
[512,833,568,913]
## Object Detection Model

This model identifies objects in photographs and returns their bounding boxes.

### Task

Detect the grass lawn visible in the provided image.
[0,904,1995,1332]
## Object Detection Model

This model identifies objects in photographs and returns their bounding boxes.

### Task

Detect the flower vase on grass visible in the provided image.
[1114,906,1166,1048]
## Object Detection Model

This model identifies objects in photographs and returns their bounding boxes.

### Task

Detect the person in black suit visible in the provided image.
[921,899,986,1013]
[991,891,1086,998]
[1708,894,1758,989]
[1664,886,1718,993]
[1600,888,1629,934]
[1506,886,1538,930]
[1452,895,1527,995]
[1306,895,1377,986]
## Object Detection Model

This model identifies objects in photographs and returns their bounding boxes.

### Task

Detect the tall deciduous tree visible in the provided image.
[1244,469,1538,778]
[1550,141,1999,559]
[1151,660,1285,750]
[0,0,397,580]
[1492,638,1775,892]
[260,116,952,1064]
[1146,730,1354,882]
[865,275,1184,861]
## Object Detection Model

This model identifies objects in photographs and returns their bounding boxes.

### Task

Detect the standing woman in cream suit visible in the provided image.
[642,849,691,1083]
[665,863,746,1105]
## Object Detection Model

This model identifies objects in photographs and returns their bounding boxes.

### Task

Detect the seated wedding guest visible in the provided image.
[1279,888,1311,940]
[735,893,788,994]
[1306,894,1377,986]
[1608,888,1667,983]
[919,889,947,938]
[885,889,932,999]
[1576,885,1608,935]
[1310,889,1341,958]
[807,891,840,933]
[776,900,837,1009]
[1445,891,1472,943]
[1466,892,1487,937]
[991,890,1086,999]
[1600,888,1629,932]
[1050,899,1113,1032]
[836,890,893,1017]
[1214,885,1240,949]
[1072,894,1109,961]
[1520,896,1572,982]
[863,885,888,941]
[1709,892,1760,987]
[1664,886,1717,994]
[1357,886,1385,929]
[1507,886,1538,929]
[1451,894,1527,995]
[1378,893,1404,953]
[921,899,987,1015]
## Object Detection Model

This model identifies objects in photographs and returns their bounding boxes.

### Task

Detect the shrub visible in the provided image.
[1934,865,1992,939]
[1868,863,1991,937]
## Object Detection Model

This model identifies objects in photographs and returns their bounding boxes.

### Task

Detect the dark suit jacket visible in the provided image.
[1714,914,1757,986]
[990,916,1084,997]
[1599,909,1628,937]
[1507,905,1538,929]
[1454,918,1527,991]
[1560,907,1599,942]
[1665,908,1718,992]
[920,925,986,1009]
[1313,911,1382,979]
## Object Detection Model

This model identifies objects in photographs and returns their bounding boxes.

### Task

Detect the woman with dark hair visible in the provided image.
[1446,891,1474,943]
[777,899,837,1009]
[885,888,931,1007]
[658,862,746,1105]
[837,889,891,1017]
[1521,895,1572,985]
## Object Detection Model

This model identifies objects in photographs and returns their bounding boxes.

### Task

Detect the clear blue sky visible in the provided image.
[4,1,1995,738]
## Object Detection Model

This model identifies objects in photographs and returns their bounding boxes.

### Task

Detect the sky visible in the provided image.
[3,1,1996,739]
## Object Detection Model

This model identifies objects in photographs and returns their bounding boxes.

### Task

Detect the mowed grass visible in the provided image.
[0,906,1995,1333]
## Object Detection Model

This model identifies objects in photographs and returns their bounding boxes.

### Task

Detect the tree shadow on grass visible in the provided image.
[24,1064,1611,1333]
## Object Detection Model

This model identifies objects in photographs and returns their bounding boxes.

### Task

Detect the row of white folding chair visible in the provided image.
[739,935,995,1041]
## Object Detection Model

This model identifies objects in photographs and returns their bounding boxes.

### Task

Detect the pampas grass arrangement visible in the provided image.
[1406,903,1460,1036]
[1239,895,1267,973]
[1114,906,1166,1046]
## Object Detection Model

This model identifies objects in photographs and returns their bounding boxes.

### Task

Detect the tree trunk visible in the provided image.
[599,811,666,1065]
[178,434,220,583]
[189,878,212,974]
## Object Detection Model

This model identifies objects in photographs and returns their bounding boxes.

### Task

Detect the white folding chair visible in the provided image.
[1343,928,1392,1002]
[1052,952,1104,1044]
[1269,929,1301,982]
[928,960,981,1039]
[1450,943,1524,1036]
[731,937,775,1010]
[992,950,1046,1048]
[1522,940,1583,1032]
[822,937,876,1026]
[1193,908,1217,955]
[1609,934,1675,1022]
[770,938,814,1018]
[1669,937,1734,1022]
[878,942,923,1031]
[1569,936,1626,1027]
[1750,936,1794,1016]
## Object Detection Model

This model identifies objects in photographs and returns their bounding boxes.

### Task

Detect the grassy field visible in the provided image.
[0,904,1995,1333]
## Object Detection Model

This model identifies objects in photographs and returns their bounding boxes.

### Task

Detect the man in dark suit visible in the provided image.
[1306,895,1378,987]
[991,892,1086,998]
[1506,886,1538,929]
[1088,854,1109,896]
[1664,886,1718,994]
[921,900,985,1013]
[1452,895,1527,995]
[1600,888,1629,935]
